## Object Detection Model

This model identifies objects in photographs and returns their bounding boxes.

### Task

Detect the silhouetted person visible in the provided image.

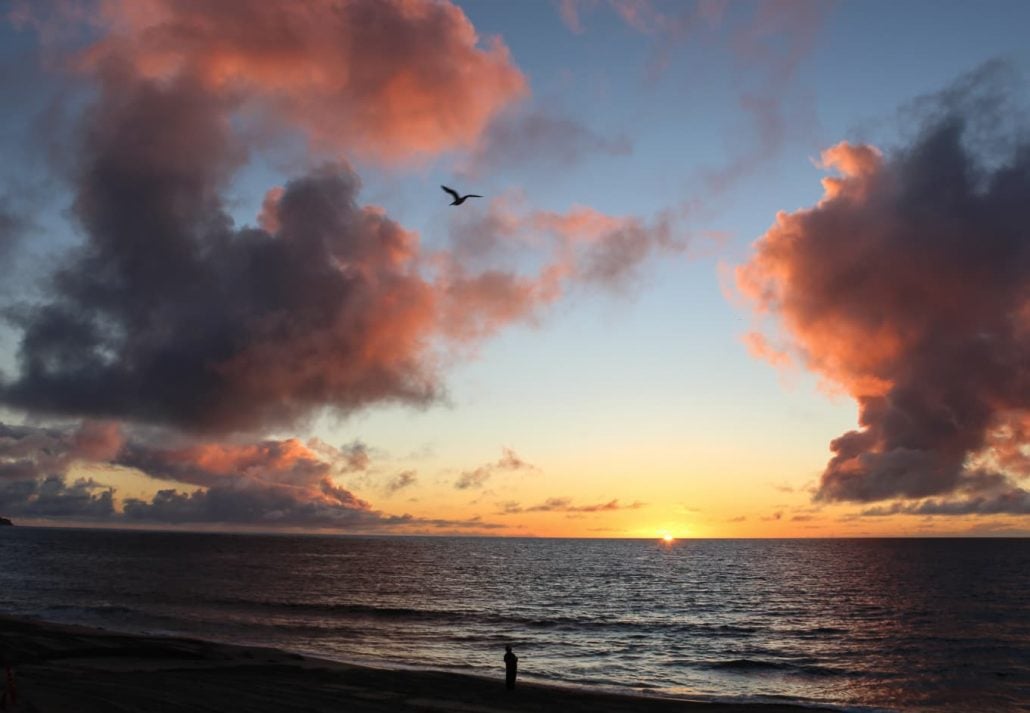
[504,644,518,690]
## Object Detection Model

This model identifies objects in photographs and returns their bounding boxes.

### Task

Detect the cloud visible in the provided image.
[0,420,122,479]
[385,470,417,494]
[861,489,1030,517]
[446,195,682,303]
[2,132,441,431]
[0,420,380,524]
[333,441,371,473]
[498,497,644,514]
[439,194,677,344]
[557,0,707,39]
[1,8,679,436]
[497,447,531,470]
[70,420,125,461]
[557,0,826,191]
[121,480,380,528]
[761,511,783,521]
[743,331,792,369]
[704,1,828,192]
[463,110,630,176]
[738,68,1030,508]
[958,520,1030,536]
[117,437,366,491]
[0,197,25,267]
[75,0,526,164]
[557,0,591,34]
[0,475,114,519]
[0,421,119,518]
[0,420,509,530]
[454,467,492,491]
[578,1,825,85]
[455,447,534,490]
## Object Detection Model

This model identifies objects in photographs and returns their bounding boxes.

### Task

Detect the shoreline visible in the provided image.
[0,614,840,712]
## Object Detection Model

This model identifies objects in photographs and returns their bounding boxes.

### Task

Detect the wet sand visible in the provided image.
[0,615,835,712]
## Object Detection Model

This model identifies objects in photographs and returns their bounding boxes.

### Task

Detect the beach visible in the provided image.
[0,616,834,713]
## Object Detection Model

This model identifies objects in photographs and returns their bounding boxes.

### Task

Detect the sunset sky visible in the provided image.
[0,0,1027,537]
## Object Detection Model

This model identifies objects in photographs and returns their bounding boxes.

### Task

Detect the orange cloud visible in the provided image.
[817,142,883,200]
[741,331,791,368]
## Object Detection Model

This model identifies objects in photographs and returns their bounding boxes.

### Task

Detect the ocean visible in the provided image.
[1,528,1027,711]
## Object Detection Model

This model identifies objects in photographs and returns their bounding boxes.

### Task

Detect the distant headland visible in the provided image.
[0,517,13,526]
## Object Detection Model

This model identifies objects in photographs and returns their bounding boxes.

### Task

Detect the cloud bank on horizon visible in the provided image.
[738,69,1030,516]
[0,420,515,531]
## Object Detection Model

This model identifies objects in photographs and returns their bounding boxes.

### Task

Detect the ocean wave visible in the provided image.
[40,604,139,618]
[194,597,766,638]
[705,659,845,677]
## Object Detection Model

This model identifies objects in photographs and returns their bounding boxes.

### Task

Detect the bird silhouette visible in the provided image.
[441,185,483,206]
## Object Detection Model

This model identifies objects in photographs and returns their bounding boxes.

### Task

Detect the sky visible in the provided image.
[0,0,1027,538]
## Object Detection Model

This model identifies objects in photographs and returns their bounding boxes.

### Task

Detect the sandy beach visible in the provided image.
[0,615,836,713]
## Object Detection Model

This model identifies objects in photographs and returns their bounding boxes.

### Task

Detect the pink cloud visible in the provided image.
[79,0,527,164]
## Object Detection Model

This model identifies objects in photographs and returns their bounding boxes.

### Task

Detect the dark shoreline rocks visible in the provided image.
[0,517,13,526]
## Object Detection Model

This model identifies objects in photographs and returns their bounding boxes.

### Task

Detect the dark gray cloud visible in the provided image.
[0,64,441,433]
[0,475,114,519]
[121,482,385,527]
[0,197,24,267]
[739,67,1030,509]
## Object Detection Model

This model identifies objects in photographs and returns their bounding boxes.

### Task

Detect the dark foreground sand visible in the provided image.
[0,616,834,713]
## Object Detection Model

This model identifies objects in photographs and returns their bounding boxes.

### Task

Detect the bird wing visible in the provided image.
[465,194,483,199]
[441,185,460,200]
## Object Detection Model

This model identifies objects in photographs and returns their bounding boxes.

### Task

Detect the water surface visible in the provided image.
[1,529,1026,711]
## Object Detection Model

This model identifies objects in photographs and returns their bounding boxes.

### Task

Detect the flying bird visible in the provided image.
[441,185,482,206]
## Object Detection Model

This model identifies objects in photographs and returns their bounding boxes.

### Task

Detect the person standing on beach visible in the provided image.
[503,645,518,690]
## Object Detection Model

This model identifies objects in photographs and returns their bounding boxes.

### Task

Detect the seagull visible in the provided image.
[441,185,483,206]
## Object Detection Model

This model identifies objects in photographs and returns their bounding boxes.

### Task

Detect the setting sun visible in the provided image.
[661,533,674,543]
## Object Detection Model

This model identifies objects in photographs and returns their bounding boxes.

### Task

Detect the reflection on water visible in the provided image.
[1,530,1027,711]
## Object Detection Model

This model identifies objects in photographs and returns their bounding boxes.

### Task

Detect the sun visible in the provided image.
[661,533,674,543]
